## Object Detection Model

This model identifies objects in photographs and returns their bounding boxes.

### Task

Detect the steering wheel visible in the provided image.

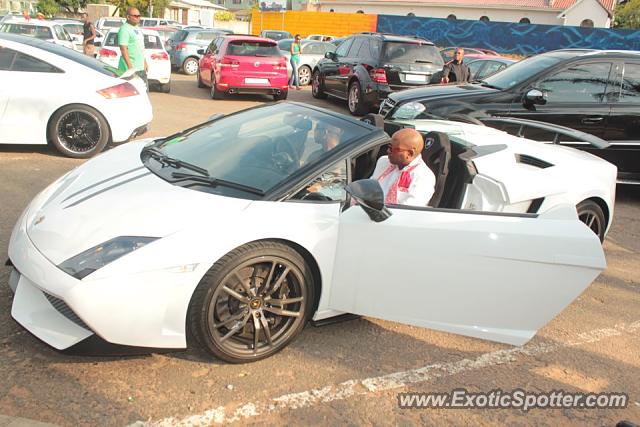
[273,137,300,173]
[301,191,332,201]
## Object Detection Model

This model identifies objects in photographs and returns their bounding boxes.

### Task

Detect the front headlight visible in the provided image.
[59,236,158,279]
[392,101,427,120]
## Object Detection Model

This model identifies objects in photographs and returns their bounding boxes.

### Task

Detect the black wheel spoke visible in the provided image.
[266,296,304,306]
[222,285,250,303]
[266,266,290,297]
[259,314,272,346]
[252,315,261,352]
[234,271,255,298]
[259,261,276,296]
[212,310,246,329]
[263,306,301,318]
[219,312,251,342]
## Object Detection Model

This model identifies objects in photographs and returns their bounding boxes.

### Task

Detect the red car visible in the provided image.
[197,35,288,100]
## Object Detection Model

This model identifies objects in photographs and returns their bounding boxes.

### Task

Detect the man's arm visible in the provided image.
[403,166,435,207]
[441,61,452,83]
[118,29,133,70]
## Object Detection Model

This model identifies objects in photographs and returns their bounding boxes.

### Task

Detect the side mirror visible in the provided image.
[345,179,393,223]
[208,113,224,121]
[524,89,546,105]
[197,48,205,55]
[324,51,337,61]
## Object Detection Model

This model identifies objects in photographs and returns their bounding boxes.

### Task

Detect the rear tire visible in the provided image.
[273,90,288,101]
[311,69,327,99]
[182,57,199,75]
[298,65,311,86]
[47,104,110,159]
[348,81,368,116]
[211,76,224,100]
[197,70,205,88]
[160,82,171,93]
[187,241,315,363]
[577,200,606,243]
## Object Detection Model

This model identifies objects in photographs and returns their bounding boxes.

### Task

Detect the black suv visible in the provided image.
[312,32,443,115]
[380,49,640,182]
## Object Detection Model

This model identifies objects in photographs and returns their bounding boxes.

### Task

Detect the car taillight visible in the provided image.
[98,48,118,57]
[219,57,239,68]
[151,51,169,60]
[273,61,287,70]
[370,67,387,84]
[175,42,187,50]
[97,82,139,99]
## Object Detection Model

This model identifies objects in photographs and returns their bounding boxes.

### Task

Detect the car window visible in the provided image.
[277,39,292,51]
[53,25,68,41]
[369,38,381,59]
[11,51,60,72]
[346,38,364,57]
[335,37,353,57]
[537,62,611,103]
[226,40,279,56]
[1,23,53,40]
[302,42,324,55]
[484,52,572,90]
[153,103,371,198]
[478,61,505,79]
[105,32,118,46]
[356,39,371,59]
[195,31,219,41]
[63,24,83,35]
[144,34,163,49]
[290,159,349,202]
[174,30,188,41]
[102,19,123,28]
[381,42,443,65]
[468,60,484,78]
[618,62,640,103]
[0,45,16,70]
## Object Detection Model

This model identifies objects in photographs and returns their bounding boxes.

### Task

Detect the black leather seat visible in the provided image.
[422,131,452,207]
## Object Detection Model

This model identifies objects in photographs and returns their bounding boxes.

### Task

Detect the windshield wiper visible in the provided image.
[475,80,502,90]
[142,146,209,176]
[414,60,433,64]
[171,172,265,196]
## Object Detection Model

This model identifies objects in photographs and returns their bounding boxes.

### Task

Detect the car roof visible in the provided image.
[353,32,434,45]
[105,28,161,37]
[465,54,514,62]
[1,18,64,28]
[143,26,177,31]
[225,34,275,43]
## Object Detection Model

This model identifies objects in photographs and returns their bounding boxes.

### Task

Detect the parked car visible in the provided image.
[54,19,104,53]
[259,29,291,41]
[0,33,152,158]
[168,27,228,75]
[197,35,288,100]
[0,18,75,50]
[306,34,335,41]
[95,17,125,33]
[312,32,444,115]
[440,46,500,62]
[6,102,608,363]
[463,55,516,80]
[97,28,171,92]
[379,49,640,183]
[330,36,348,47]
[277,38,336,85]
[143,25,177,47]
[140,17,181,27]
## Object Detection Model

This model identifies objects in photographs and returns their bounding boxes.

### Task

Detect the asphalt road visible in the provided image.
[0,74,639,427]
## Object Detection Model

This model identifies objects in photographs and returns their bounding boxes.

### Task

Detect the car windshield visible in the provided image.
[382,41,444,65]
[102,20,123,28]
[1,23,53,40]
[63,23,83,35]
[146,103,371,198]
[227,40,280,56]
[264,31,290,41]
[482,52,573,90]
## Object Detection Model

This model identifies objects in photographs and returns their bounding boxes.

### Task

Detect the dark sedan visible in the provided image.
[380,49,640,183]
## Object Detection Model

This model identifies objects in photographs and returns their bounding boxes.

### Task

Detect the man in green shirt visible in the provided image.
[118,7,148,85]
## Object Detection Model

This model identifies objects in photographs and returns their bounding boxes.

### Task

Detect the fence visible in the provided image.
[251,10,377,37]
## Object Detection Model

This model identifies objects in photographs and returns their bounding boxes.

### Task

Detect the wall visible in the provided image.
[213,19,250,33]
[377,14,640,54]
[251,10,377,37]
[562,0,609,27]
[318,4,563,25]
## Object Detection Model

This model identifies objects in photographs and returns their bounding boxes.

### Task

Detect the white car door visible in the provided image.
[328,202,605,346]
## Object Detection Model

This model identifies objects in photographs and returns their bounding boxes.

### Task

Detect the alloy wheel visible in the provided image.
[298,66,311,85]
[56,110,103,154]
[348,84,360,112]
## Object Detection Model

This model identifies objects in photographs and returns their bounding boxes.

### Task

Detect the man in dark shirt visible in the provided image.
[441,48,470,83]
[81,13,96,57]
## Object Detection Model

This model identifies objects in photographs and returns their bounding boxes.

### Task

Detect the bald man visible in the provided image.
[370,128,435,206]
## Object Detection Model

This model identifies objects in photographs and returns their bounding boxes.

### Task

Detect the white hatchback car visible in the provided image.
[54,20,104,53]
[97,28,171,92]
[0,18,75,50]
[0,33,152,158]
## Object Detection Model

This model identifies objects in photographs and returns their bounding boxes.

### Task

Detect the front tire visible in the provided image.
[197,70,205,88]
[187,241,315,363]
[311,69,327,99]
[348,81,368,115]
[47,104,110,158]
[577,200,606,242]
[298,65,311,85]
[182,57,199,75]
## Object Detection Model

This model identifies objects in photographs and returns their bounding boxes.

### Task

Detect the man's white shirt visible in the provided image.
[370,155,436,207]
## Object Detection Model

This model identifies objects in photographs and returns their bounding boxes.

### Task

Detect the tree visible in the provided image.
[37,0,60,16]
[614,0,640,28]
[54,0,89,14]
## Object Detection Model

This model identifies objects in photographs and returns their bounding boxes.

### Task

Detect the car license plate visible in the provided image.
[404,73,426,82]
[245,78,269,84]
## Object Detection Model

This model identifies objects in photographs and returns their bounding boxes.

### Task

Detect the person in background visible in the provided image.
[81,13,96,57]
[289,34,302,90]
[370,128,435,206]
[117,7,148,86]
[441,47,470,84]
[21,10,30,21]
[36,12,45,20]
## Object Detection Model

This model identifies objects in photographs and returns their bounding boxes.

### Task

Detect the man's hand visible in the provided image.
[307,182,322,192]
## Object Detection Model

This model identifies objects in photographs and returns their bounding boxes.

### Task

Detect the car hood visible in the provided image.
[24,140,252,265]
[389,83,498,103]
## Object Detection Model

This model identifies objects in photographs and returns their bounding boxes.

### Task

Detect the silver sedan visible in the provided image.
[278,39,336,85]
